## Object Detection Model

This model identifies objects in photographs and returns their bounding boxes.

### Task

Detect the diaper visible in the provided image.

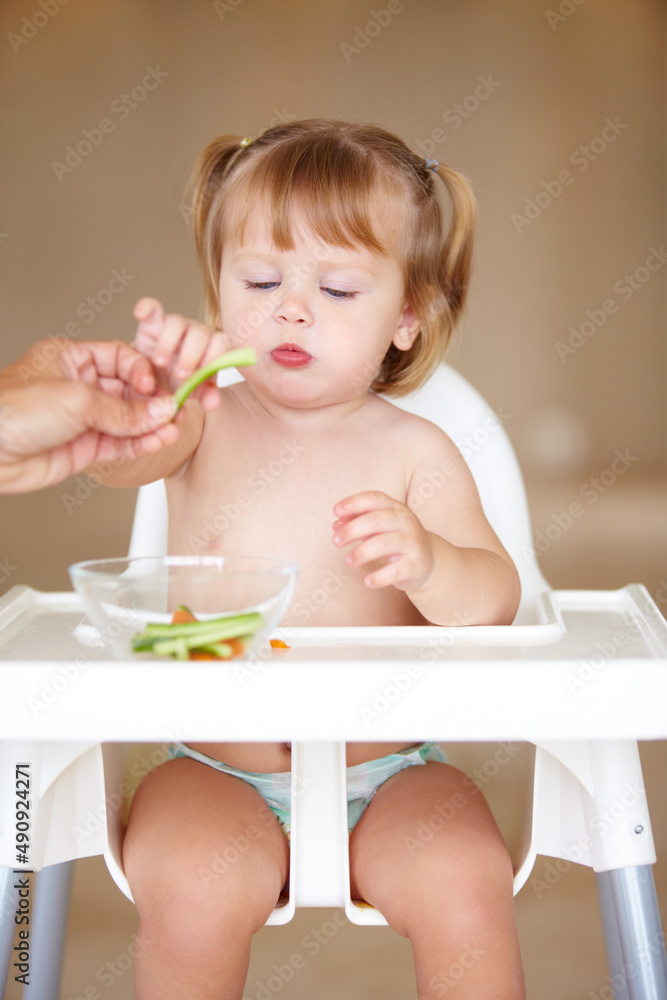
[169,741,447,838]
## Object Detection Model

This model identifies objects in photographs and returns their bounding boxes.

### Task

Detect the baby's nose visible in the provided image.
[274,287,313,325]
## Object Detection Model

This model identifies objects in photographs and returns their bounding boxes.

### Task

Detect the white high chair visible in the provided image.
[1,362,666,999]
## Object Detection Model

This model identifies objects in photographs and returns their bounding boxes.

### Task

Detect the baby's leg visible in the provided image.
[122,756,289,1000]
[349,762,525,1000]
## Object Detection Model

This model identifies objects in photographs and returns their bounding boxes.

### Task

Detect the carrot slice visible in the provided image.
[270,638,290,649]
[171,606,198,624]
[189,637,246,659]
[223,637,246,657]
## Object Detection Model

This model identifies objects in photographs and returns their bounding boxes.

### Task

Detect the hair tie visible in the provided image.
[240,136,254,148]
[424,158,439,172]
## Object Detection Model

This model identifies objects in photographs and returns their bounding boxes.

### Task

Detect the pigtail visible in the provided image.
[432,163,476,324]
[188,135,245,265]
[375,157,477,397]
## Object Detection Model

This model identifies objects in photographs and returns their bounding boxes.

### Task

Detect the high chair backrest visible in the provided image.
[129,363,549,621]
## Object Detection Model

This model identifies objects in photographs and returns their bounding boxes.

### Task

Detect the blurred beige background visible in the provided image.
[0,0,665,997]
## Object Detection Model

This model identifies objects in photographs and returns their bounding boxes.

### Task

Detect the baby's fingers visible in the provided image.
[133,298,203,373]
[333,504,408,548]
[133,297,166,357]
[333,489,394,519]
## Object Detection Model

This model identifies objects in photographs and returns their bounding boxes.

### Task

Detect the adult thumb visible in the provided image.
[87,390,178,439]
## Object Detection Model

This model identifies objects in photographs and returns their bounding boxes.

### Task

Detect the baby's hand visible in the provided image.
[332,490,435,592]
[132,297,230,410]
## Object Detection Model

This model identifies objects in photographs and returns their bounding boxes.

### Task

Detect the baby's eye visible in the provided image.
[322,287,358,299]
[244,280,279,291]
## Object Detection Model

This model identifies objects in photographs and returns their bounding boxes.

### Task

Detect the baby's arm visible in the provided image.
[86,299,229,488]
[332,425,520,626]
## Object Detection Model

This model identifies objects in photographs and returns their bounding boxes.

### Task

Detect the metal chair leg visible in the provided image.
[22,861,73,1000]
[597,865,667,1000]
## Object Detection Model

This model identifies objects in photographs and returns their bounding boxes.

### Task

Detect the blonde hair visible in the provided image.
[188,119,475,396]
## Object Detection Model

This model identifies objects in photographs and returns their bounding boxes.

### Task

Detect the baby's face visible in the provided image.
[217,205,419,410]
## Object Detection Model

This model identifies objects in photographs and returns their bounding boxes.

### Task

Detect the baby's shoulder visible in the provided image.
[373,395,461,457]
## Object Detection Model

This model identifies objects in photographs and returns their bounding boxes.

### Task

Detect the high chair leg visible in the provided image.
[596,865,667,1000]
[1,865,19,992]
[22,861,73,1000]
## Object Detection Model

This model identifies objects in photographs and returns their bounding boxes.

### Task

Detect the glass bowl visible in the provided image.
[69,555,298,660]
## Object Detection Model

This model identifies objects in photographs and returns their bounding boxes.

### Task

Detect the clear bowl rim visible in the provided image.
[69,554,299,580]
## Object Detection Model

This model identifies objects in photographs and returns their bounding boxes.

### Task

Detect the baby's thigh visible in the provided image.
[349,762,512,923]
[123,756,289,928]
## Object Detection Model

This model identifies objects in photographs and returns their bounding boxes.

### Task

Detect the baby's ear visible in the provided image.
[393,304,421,352]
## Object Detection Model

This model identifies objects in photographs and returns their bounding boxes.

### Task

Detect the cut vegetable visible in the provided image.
[132,608,263,660]
[270,638,290,649]
[171,605,198,624]
[173,347,257,411]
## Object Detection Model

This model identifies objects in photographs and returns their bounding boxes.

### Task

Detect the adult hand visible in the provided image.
[0,339,179,493]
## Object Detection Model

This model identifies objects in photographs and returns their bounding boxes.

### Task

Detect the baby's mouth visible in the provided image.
[270,343,312,368]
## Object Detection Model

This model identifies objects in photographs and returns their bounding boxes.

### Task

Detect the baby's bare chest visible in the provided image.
[166,409,424,625]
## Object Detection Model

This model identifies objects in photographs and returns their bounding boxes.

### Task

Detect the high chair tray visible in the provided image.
[0,583,665,742]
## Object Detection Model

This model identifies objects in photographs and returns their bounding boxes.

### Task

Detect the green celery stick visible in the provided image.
[151,636,192,660]
[199,635,254,658]
[173,347,256,411]
[132,612,263,645]
[197,642,234,659]
[131,613,264,654]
